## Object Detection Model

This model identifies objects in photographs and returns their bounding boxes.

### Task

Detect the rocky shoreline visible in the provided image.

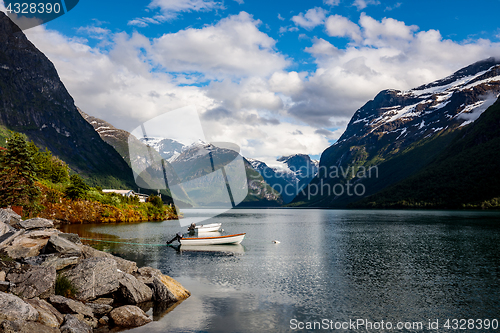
[0,208,190,332]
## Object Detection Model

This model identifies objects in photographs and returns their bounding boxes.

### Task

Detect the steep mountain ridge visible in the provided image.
[0,12,135,188]
[248,154,319,203]
[293,57,500,207]
[351,96,500,209]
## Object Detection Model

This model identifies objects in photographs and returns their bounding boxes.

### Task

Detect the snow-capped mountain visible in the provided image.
[247,154,319,204]
[334,57,500,157]
[296,57,500,208]
[138,137,185,161]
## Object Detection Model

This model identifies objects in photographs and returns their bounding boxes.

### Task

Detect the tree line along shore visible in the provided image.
[0,131,179,223]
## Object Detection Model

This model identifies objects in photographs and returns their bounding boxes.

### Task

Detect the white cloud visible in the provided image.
[385,2,402,11]
[19,10,500,166]
[151,12,289,78]
[277,13,285,21]
[76,26,111,40]
[291,7,328,30]
[325,14,362,42]
[292,14,500,127]
[353,0,380,10]
[128,0,220,26]
[22,15,330,164]
[149,0,219,15]
[323,0,341,6]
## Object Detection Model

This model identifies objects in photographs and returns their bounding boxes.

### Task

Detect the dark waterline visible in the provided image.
[60,209,500,332]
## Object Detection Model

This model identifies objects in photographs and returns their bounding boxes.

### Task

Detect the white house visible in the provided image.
[102,190,149,203]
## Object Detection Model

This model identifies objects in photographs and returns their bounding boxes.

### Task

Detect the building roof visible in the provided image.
[102,189,134,194]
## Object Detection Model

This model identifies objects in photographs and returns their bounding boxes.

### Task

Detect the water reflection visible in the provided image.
[59,209,500,333]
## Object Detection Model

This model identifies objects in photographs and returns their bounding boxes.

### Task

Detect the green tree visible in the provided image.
[0,132,41,211]
[27,142,69,183]
[64,174,89,200]
[147,195,163,208]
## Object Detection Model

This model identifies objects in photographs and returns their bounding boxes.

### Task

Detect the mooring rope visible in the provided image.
[80,237,174,247]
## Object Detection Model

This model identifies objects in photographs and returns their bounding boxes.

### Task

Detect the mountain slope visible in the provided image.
[0,12,135,188]
[351,97,500,209]
[247,154,318,204]
[292,58,500,207]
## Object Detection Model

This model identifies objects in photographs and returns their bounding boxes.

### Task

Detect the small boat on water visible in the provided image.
[195,223,222,232]
[180,233,245,246]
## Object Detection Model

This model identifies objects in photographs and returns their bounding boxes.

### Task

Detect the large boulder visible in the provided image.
[134,267,190,302]
[7,265,56,299]
[58,233,81,245]
[81,245,137,274]
[24,254,80,271]
[3,231,53,259]
[86,303,112,317]
[48,295,93,318]
[25,297,64,328]
[59,314,92,333]
[0,291,38,322]
[0,319,60,333]
[44,235,82,256]
[0,230,24,249]
[117,273,153,304]
[62,258,121,301]
[48,295,96,328]
[0,208,22,227]
[109,305,152,328]
[0,221,13,237]
[18,218,54,230]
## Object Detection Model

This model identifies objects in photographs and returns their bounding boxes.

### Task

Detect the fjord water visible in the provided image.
[61,209,500,332]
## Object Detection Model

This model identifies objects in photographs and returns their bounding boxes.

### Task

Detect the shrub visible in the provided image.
[55,274,78,298]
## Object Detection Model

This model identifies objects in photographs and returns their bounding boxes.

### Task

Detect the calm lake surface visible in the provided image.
[60,209,500,332]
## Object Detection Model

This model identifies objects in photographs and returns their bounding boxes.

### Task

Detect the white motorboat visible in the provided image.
[180,233,245,245]
[190,222,221,233]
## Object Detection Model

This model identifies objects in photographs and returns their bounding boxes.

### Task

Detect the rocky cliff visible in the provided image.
[0,12,136,188]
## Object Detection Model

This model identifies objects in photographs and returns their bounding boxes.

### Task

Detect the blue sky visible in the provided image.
[2,0,500,165]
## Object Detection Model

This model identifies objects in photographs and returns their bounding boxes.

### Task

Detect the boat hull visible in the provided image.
[180,233,245,245]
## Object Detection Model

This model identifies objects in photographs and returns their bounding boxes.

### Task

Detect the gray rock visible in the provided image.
[7,265,56,299]
[0,291,39,322]
[117,273,153,304]
[23,254,80,271]
[60,314,92,333]
[149,276,176,303]
[48,295,94,318]
[44,235,82,256]
[0,281,11,292]
[88,298,113,306]
[109,305,152,328]
[81,245,137,274]
[18,218,54,230]
[58,233,82,245]
[41,255,80,271]
[0,319,60,333]
[25,297,64,328]
[98,315,109,326]
[133,266,162,284]
[0,221,12,237]
[86,303,112,317]
[62,258,122,301]
[3,232,50,259]
[0,208,22,227]
[0,230,24,249]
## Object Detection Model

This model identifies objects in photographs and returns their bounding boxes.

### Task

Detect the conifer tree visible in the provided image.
[0,132,40,211]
